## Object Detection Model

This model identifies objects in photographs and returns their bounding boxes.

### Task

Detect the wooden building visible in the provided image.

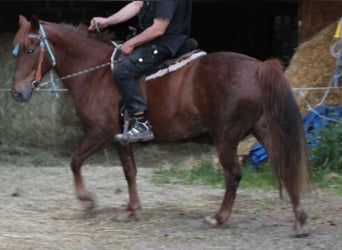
[299,0,342,42]
[1,1,342,63]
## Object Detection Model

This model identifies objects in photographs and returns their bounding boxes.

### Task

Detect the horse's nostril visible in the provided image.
[12,91,23,102]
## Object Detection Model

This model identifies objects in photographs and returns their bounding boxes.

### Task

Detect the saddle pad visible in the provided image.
[145,50,207,81]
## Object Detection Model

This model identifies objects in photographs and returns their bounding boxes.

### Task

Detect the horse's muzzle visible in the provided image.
[11,88,32,103]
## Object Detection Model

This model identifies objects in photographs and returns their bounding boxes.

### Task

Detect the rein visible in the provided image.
[38,62,113,92]
[38,47,121,92]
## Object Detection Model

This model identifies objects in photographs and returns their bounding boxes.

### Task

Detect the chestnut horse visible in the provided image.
[11,16,310,235]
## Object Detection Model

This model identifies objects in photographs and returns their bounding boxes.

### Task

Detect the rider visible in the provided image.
[88,0,192,143]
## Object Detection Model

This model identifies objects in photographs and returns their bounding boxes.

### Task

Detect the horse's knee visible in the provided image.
[70,153,83,173]
[223,168,242,187]
[233,170,242,183]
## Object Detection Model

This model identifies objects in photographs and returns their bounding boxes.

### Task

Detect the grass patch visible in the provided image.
[153,157,224,187]
[239,164,275,189]
[152,154,342,194]
[311,168,342,195]
[152,155,275,189]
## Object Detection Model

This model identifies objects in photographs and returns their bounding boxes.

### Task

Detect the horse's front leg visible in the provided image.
[71,130,107,212]
[113,143,141,220]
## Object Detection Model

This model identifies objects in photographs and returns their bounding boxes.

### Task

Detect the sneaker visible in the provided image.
[115,118,155,143]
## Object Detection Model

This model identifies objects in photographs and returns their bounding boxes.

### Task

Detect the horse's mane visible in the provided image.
[14,19,119,47]
[55,22,118,45]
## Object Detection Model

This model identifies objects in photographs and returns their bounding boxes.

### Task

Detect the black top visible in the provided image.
[138,0,192,56]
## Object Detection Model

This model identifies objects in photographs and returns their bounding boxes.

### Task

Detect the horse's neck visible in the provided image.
[48,24,113,89]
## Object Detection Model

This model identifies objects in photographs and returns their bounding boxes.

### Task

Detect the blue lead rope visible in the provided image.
[49,71,59,98]
[39,24,56,67]
[12,43,19,56]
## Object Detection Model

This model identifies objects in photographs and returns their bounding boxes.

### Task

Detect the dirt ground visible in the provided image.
[0,144,341,250]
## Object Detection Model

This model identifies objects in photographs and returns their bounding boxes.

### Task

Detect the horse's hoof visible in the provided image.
[291,225,311,238]
[205,215,218,225]
[78,192,96,214]
[84,199,96,211]
[81,200,97,219]
[291,213,310,238]
[111,208,141,222]
[82,208,96,219]
[200,216,219,229]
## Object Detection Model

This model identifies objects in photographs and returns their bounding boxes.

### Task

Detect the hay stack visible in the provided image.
[285,22,342,114]
[0,33,85,157]
[238,22,342,155]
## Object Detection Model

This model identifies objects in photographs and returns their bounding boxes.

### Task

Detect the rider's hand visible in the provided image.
[88,17,108,31]
[121,41,135,55]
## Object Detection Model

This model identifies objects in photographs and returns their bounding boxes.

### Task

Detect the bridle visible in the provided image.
[13,23,56,91]
[32,24,56,89]
[12,22,121,96]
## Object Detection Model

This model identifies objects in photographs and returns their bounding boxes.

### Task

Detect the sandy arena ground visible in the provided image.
[0,155,341,250]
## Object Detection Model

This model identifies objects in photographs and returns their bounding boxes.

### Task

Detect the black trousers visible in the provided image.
[112,43,172,116]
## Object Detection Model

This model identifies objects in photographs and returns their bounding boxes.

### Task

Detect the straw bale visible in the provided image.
[239,22,342,155]
[285,22,342,114]
[0,33,85,157]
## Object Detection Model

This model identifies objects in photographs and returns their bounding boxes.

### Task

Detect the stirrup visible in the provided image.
[117,109,131,145]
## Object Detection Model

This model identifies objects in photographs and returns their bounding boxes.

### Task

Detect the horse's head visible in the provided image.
[11,15,55,103]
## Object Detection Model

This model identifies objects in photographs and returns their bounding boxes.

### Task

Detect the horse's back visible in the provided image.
[192,51,264,109]
[146,51,265,141]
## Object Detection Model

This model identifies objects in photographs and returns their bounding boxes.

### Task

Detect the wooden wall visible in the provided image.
[299,0,342,42]
[0,1,299,63]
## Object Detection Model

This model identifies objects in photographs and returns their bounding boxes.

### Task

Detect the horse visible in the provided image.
[11,15,311,235]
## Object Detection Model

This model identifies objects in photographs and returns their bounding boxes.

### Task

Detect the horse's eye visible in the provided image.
[27,48,34,54]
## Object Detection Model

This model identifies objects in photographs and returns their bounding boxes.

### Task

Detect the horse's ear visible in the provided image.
[29,15,40,32]
[18,15,29,27]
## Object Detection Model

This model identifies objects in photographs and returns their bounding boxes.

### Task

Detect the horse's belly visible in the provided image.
[152,117,206,141]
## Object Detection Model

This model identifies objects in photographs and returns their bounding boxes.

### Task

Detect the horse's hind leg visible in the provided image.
[287,190,309,236]
[252,122,309,236]
[205,138,242,226]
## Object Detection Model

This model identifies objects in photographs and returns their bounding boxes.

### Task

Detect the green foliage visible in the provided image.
[309,122,342,173]
[312,168,342,195]
[307,122,342,194]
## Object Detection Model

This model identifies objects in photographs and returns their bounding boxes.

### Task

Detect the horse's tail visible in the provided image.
[257,58,311,197]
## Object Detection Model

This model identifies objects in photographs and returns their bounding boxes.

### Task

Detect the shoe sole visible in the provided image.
[114,134,155,143]
[127,134,155,143]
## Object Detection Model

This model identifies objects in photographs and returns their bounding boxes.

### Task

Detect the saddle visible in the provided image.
[112,38,201,101]
[145,38,199,76]
[139,38,201,100]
